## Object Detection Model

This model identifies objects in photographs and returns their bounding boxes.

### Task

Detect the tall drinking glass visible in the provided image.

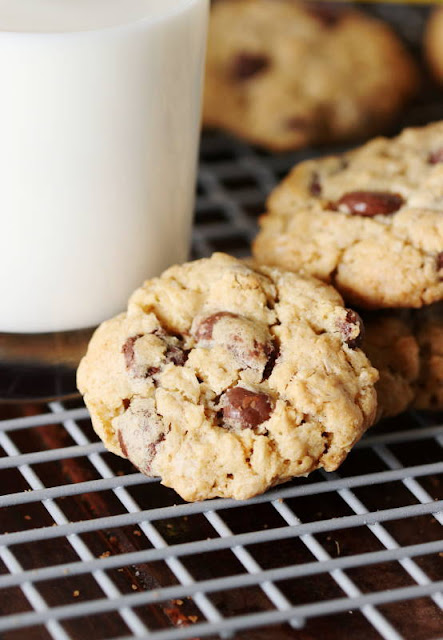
[0,0,209,401]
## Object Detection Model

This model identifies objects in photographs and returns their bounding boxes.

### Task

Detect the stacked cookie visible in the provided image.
[253,121,443,420]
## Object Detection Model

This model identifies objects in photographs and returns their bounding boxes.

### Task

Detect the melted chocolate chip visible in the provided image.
[222,387,274,430]
[310,172,322,196]
[122,335,143,370]
[339,309,364,349]
[437,252,443,272]
[122,398,131,410]
[194,312,239,341]
[165,344,188,366]
[123,330,187,379]
[230,52,270,80]
[248,338,267,359]
[336,191,404,216]
[429,148,443,164]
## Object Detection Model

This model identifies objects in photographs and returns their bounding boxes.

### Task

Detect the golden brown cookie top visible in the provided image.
[78,253,378,501]
[254,122,443,309]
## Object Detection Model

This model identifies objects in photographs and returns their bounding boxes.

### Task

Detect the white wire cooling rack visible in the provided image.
[1,4,443,639]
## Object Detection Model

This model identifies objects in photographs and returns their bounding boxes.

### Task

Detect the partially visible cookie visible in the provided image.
[361,303,443,419]
[414,303,443,411]
[253,122,443,309]
[361,311,420,421]
[77,253,378,502]
[425,7,443,85]
[203,0,418,151]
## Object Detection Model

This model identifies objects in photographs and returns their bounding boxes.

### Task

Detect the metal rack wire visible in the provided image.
[0,401,442,640]
[1,4,443,639]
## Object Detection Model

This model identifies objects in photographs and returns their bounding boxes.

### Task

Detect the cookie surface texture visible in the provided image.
[203,0,417,150]
[253,122,443,309]
[77,254,378,501]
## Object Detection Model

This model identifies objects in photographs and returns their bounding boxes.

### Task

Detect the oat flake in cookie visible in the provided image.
[253,122,443,309]
[203,0,418,151]
[77,254,378,502]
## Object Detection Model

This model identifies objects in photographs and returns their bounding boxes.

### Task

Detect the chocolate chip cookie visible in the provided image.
[413,303,443,411]
[361,303,443,420]
[253,122,443,309]
[203,0,418,151]
[77,253,378,501]
[425,7,443,85]
[361,311,419,421]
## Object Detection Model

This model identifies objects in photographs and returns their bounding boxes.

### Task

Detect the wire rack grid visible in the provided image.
[0,395,442,640]
[1,4,443,640]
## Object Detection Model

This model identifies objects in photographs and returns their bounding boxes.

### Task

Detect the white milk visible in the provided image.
[0,0,208,332]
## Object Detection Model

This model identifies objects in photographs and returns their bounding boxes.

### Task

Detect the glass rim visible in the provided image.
[0,0,206,38]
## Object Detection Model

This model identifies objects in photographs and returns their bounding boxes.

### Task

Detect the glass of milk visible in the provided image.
[0,0,209,400]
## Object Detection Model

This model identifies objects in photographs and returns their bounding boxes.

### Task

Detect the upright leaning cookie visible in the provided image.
[253,122,443,309]
[77,254,378,501]
[203,0,418,151]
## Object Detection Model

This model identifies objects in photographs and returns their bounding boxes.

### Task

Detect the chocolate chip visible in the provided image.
[165,345,187,367]
[262,342,280,381]
[339,309,364,349]
[230,52,270,80]
[322,431,332,455]
[122,335,143,370]
[429,148,443,164]
[310,172,322,196]
[146,434,165,473]
[249,338,266,359]
[336,191,404,216]
[305,2,345,26]
[122,398,131,410]
[286,116,308,131]
[123,330,187,379]
[194,312,273,375]
[437,252,443,272]
[222,387,274,430]
[193,312,239,342]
